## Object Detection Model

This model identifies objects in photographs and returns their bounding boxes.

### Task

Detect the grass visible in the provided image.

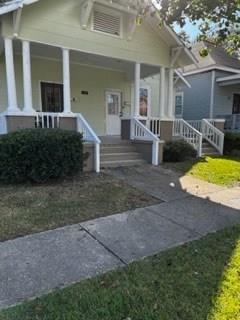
[165,156,240,187]
[1,225,240,320]
[0,173,159,242]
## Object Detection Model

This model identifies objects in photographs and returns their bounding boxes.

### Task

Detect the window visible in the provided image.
[175,92,184,118]
[93,10,121,37]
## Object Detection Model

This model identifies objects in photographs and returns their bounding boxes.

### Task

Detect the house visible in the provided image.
[178,41,240,131]
[0,0,214,172]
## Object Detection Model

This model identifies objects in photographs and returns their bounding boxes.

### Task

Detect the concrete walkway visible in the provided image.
[1,165,240,309]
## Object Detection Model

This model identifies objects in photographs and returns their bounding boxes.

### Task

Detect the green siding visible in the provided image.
[1,0,170,67]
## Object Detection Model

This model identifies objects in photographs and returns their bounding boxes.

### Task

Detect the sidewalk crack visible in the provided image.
[80,225,128,266]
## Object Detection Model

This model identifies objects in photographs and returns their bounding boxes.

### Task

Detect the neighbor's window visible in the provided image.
[175,92,184,118]
[93,10,121,37]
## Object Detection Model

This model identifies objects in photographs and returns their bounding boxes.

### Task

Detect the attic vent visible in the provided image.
[93,10,121,37]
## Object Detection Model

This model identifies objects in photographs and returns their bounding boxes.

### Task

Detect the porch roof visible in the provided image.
[216,73,240,86]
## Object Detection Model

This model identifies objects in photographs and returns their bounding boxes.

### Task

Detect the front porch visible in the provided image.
[0,38,178,172]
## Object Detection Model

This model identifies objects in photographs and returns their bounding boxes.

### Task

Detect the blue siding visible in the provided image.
[181,72,212,120]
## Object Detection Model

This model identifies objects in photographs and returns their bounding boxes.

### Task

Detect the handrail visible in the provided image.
[131,117,160,165]
[76,113,101,173]
[0,114,7,134]
[202,119,224,155]
[173,119,203,157]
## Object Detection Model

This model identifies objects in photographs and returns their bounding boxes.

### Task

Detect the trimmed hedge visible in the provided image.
[163,140,197,162]
[224,131,240,155]
[0,129,85,183]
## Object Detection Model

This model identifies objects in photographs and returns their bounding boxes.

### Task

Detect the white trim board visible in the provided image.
[183,65,240,77]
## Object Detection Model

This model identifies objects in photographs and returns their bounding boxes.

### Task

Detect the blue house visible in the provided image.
[177,41,240,130]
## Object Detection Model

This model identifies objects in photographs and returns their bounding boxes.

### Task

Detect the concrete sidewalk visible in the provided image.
[1,165,240,310]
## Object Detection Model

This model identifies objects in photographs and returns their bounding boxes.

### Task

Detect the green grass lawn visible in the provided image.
[165,156,240,187]
[1,225,239,320]
[0,173,158,242]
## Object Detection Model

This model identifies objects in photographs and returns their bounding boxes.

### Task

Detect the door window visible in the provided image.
[107,93,119,115]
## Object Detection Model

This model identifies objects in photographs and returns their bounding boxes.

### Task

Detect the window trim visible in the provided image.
[175,91,184,118]
[91,6,124,39]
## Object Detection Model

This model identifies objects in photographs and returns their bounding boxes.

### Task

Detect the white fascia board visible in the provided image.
[161,23,198,66]
[183,65,240,77]
[216,73,240,83]
[0,0,39,16]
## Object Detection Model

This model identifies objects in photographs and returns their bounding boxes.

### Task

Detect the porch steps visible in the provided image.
[202,141,220,156]
[100,138,146,168]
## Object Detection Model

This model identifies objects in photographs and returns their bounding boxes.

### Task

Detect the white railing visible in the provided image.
[147,117,161,136]
[36,113,60,129]
[76,113,101,173]
[187,120,202,132]
[0,114,7,134]
[202,119,224,155]
[131,117,160,165]
[173,119,203,157]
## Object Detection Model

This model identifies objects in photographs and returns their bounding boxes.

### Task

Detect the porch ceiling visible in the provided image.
[12,40,161,80]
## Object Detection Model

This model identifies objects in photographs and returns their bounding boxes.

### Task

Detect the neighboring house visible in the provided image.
[0,0,211,172]
[178,41,240,131]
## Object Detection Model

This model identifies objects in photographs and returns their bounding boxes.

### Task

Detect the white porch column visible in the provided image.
[159,66,165,119]
[167,68,174,119]
[4,38,19,113]
[22,41,34,113]
[62,48,71,113]
[134,62,141,117]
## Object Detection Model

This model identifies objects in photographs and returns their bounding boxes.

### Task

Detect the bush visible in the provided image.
[224,131,240,155]
[0,129,85,183]
[163,140,197,162]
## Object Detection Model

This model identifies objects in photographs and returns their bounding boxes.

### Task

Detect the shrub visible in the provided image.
[163,140,197,162]
[224,131,240,155]
[0,129,85,183]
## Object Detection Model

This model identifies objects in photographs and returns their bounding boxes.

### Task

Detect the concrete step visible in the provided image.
[101,152,142,162]
[101,145,137,154]
[101,159,146,168]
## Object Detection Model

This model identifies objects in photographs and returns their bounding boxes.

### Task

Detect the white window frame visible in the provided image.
[175,91,184,118]
[91,5,123,39]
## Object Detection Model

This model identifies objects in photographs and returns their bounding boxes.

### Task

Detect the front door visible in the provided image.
[106,91,121,135]
[41,82,64,113]
[233,94,240,114]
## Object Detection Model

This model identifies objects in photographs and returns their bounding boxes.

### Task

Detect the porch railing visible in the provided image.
[131,117,160,165]
[147,117,161,136]
[76,113,101,173]
[0,114,7,135]
[173,119,203,157]
[202,119,224,155]
[186,119,225,155]
[36,113,60,129]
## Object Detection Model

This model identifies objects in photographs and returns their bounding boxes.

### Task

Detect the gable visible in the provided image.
[1,0,173,67]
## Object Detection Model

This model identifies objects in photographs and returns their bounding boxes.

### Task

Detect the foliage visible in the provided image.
[0,129,85,183]
[126,0,240,54]
[1,225,240,320]
[163,139,197,162]
[224,131,240,155]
